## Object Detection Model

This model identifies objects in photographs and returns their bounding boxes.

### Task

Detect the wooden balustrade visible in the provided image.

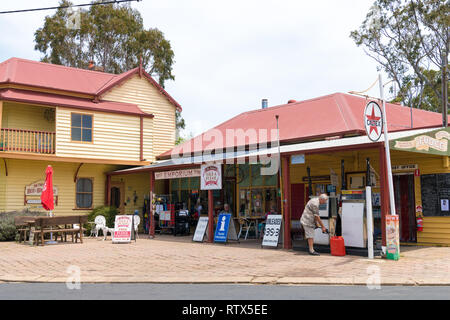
[0,128,55,154]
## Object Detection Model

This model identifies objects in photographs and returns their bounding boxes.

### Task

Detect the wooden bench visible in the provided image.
[14,216,39,243]
[29,215,88,246]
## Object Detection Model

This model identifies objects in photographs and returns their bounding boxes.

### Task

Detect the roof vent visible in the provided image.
[262,99,268,109]
[287,99,297,104]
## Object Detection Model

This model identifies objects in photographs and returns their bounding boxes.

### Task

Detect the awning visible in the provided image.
[390,127,450,156]
[110,127,439,175]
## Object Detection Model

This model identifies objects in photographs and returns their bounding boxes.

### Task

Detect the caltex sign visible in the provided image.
[201,164,222,190]
[364,101,383,142]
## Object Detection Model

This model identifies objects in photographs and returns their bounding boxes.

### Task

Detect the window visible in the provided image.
[71,113,93,142]
[76,178,93,209]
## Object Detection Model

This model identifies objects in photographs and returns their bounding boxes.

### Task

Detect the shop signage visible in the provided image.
[302,175,330,182]
[392,164,418,171]
[213,213,238,243]
[386,215,400,261]
[364,101,383,142]
[25,181,58,196]
[291,154,305,164]
[154,169,201,180]
[193,216,208,242]
[201,164,222,190]
[390,127,450,156]
[112,215,133,243]
[262,214,282,247]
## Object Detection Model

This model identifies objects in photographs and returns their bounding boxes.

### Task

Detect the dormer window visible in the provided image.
[71,113,93,142]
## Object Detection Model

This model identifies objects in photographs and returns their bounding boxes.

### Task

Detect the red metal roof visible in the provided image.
[158,92,446,159]
[0,89,153,118]
[0,57,181,111]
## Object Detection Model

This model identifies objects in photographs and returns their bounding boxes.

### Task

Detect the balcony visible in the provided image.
[0,128,56,154]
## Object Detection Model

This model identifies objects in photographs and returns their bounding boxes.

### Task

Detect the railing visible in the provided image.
[0,128,56,154]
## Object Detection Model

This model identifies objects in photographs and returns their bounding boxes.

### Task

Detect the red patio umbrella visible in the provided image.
[41,165,54,213]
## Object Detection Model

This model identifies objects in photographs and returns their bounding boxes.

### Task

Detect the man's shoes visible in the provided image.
[309,251,320,256]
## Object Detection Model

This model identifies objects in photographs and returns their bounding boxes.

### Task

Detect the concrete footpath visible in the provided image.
[0,235,449,286]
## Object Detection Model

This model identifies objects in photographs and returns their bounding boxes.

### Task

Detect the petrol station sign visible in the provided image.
[364,101,383,142]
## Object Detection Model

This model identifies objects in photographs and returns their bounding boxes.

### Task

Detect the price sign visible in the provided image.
[262,215,282,247]
[112,215,133,243]
[193,217,208,242]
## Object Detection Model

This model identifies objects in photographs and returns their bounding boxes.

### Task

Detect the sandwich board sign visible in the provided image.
[193,216,209,242]
[214,213,238,243]
[112,215,135,243]
[262,215,282,247]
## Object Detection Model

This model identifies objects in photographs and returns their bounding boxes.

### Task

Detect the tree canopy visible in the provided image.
[34,0,175,87]
[350,0,449,112]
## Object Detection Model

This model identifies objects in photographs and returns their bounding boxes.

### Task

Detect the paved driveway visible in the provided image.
[0,235,449,285]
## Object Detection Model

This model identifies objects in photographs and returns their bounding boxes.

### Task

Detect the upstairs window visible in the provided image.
[71,113,93,142]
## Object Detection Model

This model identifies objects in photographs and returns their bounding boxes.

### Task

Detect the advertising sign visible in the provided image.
[155,169,201,180]
[386,215,400,260]
[201,164,222,190]
[193,217,208,242]
[113,215,133,243]
[364,101,383,142]
[262,214,282,247]
[390,127,450,156]
[214,213,231,243]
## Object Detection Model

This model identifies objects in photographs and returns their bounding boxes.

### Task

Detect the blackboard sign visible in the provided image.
[421,173,450,216]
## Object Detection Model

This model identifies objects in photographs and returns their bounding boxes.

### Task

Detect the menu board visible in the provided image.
[421,174,450,216]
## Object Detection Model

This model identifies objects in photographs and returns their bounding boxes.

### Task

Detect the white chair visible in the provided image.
[92,215,106,238]
[133,215,141,239]
[237,218,255,240]
[102,227,114,241]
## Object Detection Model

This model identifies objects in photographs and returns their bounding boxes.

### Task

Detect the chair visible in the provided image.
[237,218,256,240]
[133,215,141,239]
[91,215,106,238]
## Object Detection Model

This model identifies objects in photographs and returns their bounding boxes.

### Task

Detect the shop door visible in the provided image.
[393,174,417,242]
[291,183,305,220]
[110,182,125,214]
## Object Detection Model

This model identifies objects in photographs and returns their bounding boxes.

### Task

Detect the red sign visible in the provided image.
[364,101,383,142]
[414,169,420,176]
[201,164,222,190]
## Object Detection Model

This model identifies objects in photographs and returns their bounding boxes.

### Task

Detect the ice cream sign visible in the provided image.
[201,164,222,190]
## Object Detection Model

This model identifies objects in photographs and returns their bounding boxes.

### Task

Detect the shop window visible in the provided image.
[76,178,93,209]
[264,172,278,186]
[170,179,180,191]
[71,113,93,142]
[251,188,264,215]
[238,164,250,187]
[190,177,200,190]
[251,164,264,186]
[180,178,190,190]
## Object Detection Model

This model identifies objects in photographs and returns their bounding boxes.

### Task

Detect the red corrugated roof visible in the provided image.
[0,57,181,111]
[0,89,153,118]
[158,92,446,159]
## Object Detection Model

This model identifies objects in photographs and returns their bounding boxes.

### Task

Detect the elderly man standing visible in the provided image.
[300,193,329,256]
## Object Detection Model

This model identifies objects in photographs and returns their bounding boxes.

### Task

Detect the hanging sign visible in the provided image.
[364,101,383,142]
[193,216,208,242]
[390,127,450,156]
[214,213,238,243]
[201,164,222,190]
[112,215,133,243]
[262,214,282,247]
[386,215,400,261]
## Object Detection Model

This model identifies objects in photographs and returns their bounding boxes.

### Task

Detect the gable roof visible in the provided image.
[0,57,181,111]
[157,92,446,160]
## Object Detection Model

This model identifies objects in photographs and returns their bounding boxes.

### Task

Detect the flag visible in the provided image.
[41,165,54,211]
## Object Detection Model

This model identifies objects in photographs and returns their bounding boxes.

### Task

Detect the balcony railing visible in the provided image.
[0,128,56,154]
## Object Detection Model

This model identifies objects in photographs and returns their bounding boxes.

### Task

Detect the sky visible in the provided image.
[0,0,388,138]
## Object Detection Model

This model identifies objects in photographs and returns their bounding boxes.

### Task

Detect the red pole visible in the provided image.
[379,145,389,247]
[208,190,214,242]
[282,156,292,249]
[105,174,111,206]
[149,171,155,238]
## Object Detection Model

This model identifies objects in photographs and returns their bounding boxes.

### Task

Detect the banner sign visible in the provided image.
[364,101,383,142]
[262,214,282,247]
[113,215,133,243]
[193,217,208,242]
[155,168,201,180]
[390,127,450,156]
[386,215,400,261]
[201,164,222,190]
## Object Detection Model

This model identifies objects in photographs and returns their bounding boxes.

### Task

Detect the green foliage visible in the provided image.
[86,206,118,234]
[0,209,46,242]
[350,0,449,111]
[34,0,175,87]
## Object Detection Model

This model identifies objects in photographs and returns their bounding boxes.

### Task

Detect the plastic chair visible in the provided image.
[92,215,106,238]
[133,215,141,239]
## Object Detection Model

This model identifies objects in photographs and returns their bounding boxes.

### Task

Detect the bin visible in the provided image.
[330,236,346,256]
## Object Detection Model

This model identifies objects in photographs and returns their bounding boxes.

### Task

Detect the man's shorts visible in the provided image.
[301,223,315,239]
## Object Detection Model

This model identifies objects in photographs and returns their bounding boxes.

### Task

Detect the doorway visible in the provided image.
[291,183,306,220]
[110,182,125,214]
[393,174,417,242]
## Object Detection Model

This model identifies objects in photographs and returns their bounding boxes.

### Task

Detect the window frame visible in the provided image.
[74,177,94,210]
[70,112,94,143]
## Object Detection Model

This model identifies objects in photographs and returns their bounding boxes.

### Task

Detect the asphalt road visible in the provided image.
[0,283,449,300]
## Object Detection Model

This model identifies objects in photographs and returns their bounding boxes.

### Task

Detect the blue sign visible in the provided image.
[291,154,305,164]
[214,213,231,243]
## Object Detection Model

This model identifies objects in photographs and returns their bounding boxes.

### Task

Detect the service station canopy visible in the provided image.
[390,127,450,157]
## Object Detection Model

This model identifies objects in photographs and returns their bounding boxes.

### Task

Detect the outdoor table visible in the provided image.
[32,215,88,246]
[243,216,266,239]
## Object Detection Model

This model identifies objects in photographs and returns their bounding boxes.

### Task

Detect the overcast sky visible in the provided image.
[0,0,387,137]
